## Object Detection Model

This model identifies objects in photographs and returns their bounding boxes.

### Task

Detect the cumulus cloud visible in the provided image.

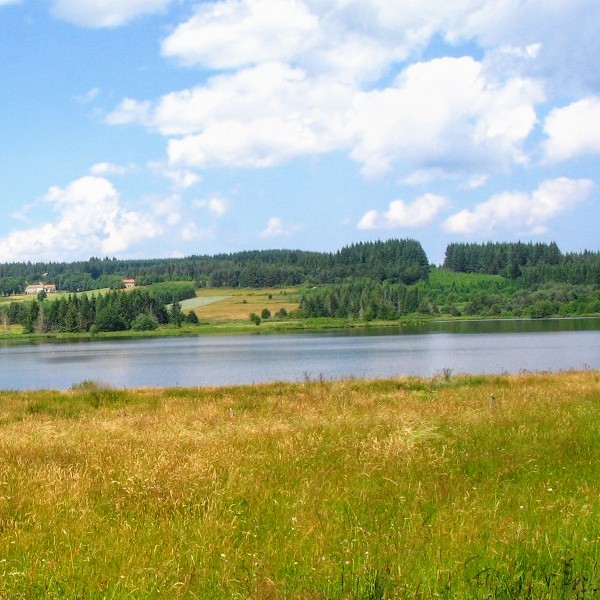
[108,56,541,176]
[160,0,430,82]
[164,169,200,189]
[106,98,153,126]
[194,196,230,217]
[0,176,162,262]
[90,162,138,176]
[103,0,598,193]
[543,97,600,163]
[446,0,600,94]
[51,0,174,27]
[358,194,449,230]
[443,178,593,235]
[146,162,201,189]
[259,217,302,238]
[106,0,548,178]
[350,56,542,176]
[160,0,600,91]
[162,0,319,69]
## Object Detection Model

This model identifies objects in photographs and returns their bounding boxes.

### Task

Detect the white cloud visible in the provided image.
[146,162,201,189]
[90,162,138,176]
[162,0,319,69]
[0,176,162,262]
[159,62,351,168]
[446,0,600,94]
[51,0,174,27]
[159,0,423,83]
[259,217,302,238]
[350,56,542,177]
[110,63,308,134]
[0,0,20,5]
[543,97,600,163]
[160,0,600,92]
[109,56,540,177]
[444,178,593,235]
[164,169,200,189]
[106,98,153,126]
[194,196,230,217]
[358,194,448,230]
[109,0,549,176]
[465,174,490,190]
[105,0,600,192]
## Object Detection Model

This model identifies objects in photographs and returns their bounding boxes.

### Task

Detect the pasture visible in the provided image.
[0,371,598,598]
[193,287,301,321]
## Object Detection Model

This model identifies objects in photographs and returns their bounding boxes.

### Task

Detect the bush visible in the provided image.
[131,313,159,331]
[184,311,200,324]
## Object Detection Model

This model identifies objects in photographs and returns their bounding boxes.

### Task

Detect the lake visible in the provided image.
[1,318,599,390]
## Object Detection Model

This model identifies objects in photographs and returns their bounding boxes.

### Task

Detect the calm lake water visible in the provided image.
[1,318,599,390]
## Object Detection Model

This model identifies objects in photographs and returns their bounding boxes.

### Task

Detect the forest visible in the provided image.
[299,241,600,320]
[1,239,599,332]
[0,238,429,294]
[4,286,199,334]
[299,271,600,321]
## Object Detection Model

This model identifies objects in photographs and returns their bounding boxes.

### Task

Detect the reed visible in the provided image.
[0,371,598,598]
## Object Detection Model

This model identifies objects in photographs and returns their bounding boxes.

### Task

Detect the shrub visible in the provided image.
[131,313,159,331]
[184,311,200,324]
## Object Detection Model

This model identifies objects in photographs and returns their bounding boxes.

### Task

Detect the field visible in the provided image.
[192,287,301,321]
[0,286,304,338]
[0,371,599,598]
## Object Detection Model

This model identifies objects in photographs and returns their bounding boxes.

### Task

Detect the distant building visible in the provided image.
[122,277,136,288]
[25,282,57,295]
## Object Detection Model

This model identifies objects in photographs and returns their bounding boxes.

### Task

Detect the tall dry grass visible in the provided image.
[0,372,598,598]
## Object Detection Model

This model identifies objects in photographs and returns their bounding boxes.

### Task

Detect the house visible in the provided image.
[25,284,43,295]
[122,277,136,288]
[25,282,57,295]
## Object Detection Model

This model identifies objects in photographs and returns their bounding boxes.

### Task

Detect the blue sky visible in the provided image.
[1,0,599,266]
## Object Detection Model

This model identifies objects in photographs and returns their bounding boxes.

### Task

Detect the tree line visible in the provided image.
[443,241,600,285]
[299,274,600,321]
[299,280,422,320]
[2,240,599,296]
[3,288,199,334]
[0,239,430,294]
[1,240,599,327]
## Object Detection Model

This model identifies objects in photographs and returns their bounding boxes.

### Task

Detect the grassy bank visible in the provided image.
[0,371,599,598]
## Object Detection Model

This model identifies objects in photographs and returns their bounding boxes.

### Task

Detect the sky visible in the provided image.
[1,0,599,266]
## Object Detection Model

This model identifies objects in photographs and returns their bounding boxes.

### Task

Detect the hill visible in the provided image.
[0,239,429,294]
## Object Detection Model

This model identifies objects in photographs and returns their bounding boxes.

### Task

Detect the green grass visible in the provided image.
[0,371,599,598]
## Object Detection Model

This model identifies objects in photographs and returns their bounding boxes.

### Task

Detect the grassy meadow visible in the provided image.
[193,287,301,321]
[0,371,599,598]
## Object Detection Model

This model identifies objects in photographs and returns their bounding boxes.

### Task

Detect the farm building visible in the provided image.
[25,282,57,295]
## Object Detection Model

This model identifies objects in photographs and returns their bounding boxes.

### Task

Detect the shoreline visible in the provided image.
[2,313,600,344]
